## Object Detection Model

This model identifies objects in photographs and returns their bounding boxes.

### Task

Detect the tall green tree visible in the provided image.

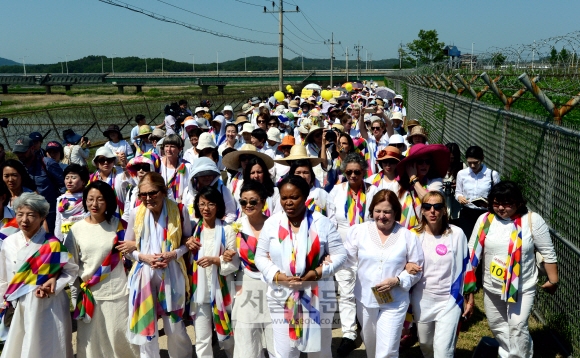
[491,52,506,68]
[405,29,445,65]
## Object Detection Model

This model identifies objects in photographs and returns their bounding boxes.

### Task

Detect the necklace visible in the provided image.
[290,220,300,227]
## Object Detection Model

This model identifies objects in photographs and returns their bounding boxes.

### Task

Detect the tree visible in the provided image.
[549,46,558,66]
[491,52,506,68]
[405,29,445,65]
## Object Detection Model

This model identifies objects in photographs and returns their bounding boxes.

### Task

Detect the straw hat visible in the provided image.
[242,103,254,114]
[396,143,450,178]
[222,144,274,170]
[289,100,299,108]
[304,124,324,144]
[406,119,420,131]
[390,112,403,121]
[196,132,217,150]
[274,144,324,166]
[267,127,282,143]
[332,123,344,132]
[278,135,295,148]
[406,125,428,144]
[297,125,309,135]
[235,114,249,125]
[138,125,153,137]
[376,146,402,162]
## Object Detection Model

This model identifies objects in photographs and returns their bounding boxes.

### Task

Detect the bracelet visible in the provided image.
[274,272,280,287]
[311,269,320,281]
[409,175,418,184]
[396,277,400,286]
[549,280,559,286]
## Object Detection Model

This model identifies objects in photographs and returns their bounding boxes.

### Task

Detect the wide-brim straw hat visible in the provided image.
[235,114,249,125]
[406,119,420,131]
[304,125,324,144]
[376,146,402,162]
[390,112,403,121]
[222,144,274,170]
[396,143,450,178]
[274,144,324,166]
[406,125,428,144]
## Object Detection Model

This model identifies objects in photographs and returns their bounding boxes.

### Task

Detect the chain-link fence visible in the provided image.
[0,91,276,150]
[388,77,580,355]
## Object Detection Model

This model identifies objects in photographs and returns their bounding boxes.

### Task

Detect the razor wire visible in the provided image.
[387,77,580,356]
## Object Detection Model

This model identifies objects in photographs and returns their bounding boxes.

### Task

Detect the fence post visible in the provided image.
[143,97,153,119]
[88,105,103,132]
[119,100,131,122]
[455,74,478,99]
[481,72,507,106]
[45,110,63,141]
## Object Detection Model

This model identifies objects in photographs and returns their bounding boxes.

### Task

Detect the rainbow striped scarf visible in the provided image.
[344,183,366,225]
[353,138,373,178]
[262,198,271,217]
[189,219,233,341]
[166,161,188,201]
[278,210,321,345]
[236,230,259,273]
[400,190,422,230]
[0,217,19,242]
[464,213,523,302]
[370,171,384,187]
[230,171,242,195]
[305,198,325,216]
[88,168,125,225]
[73,220,125,323]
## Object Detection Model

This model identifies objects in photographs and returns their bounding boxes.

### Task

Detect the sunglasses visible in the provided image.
[239,199,259,207]
[415,158,431,165]
[97,157,115,164]
[138,190,160,199]
[381,159,399,166]
[421,203,444,211]
[371,126,382,131]
[257,120,267,124]
[345,169,362,176]
[268,122,278,127]
[133,164,151,172]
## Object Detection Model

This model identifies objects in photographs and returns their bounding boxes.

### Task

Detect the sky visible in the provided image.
[2,0,580,67]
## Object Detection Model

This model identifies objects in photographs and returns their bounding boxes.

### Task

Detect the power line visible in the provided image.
[266,13,323,58]
[284,14,323,44]
[154,0,276,34]
[97,0,278,46]
[234,0,264,8]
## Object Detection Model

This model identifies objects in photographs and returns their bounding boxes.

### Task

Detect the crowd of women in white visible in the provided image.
[0,86,559,358]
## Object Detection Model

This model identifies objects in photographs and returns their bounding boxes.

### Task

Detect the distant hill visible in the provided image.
[0,55,407,74]
[0,57,19,67]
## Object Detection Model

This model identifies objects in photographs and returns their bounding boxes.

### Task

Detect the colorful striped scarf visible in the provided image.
[262,199,271,217]
[166,161,188,201]
[400,189,422,230]
[344,183,366,225]
[0,217,19,242]
[352,138,373,178]
[464,213,523,303]
[278,210,321,345]
[189,219,233,341]
[73,220,125,323]
[236,230,259,273]
[305,198,325,216]
[230,171,242,195]
[370,171,384,187]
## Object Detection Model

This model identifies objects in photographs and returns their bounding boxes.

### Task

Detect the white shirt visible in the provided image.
[183,148,198,164]
[345,222,424,308]
[164,115,177,135]
[455,164,500,209]
[63,144,89,166]
[467,212,556,295]
[328,182,378,241]
[104,140,133,157]
[365,173,401,193]
[218,140,243,156]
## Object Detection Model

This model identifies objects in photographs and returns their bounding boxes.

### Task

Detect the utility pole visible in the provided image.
[354,42,363,80]
[189,53,194,73]
[112,53,116,74]
[365,50,368,71]
[20,56,27,76]
[345,48,349,82]
[243,52,246,72]
[142,55,148,73]
[325,32,340,88]
[58,57,64,74]
[161,53,164,74]
[471,42,474,72]
[399,42,402,69]
[301,52,304,71]
[217,51,220,75]
[264,1,299,91]
[101,57,104,74]
[65,54,70,75]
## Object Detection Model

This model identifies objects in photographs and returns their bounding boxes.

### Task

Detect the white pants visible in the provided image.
[139,315,192,358]
[335,267,357,340]
[233,321,275,358]
[192,303,234,358]
[269,299,336,358]
[415,307,460,358]
[357,300,408,358]
[483,289,535,358]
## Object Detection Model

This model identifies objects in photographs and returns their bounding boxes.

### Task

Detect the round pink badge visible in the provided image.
[435,244,447,256]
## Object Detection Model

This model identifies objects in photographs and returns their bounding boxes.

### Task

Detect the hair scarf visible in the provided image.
[73,219,125,323]
[88,168,125,224]
[344,183,366,226]
[189,218,233,341]
[277,210,321,350]
[127,200,188,344]
[165,160,188,202]
[0,234,70,338]
[464,213,523,303]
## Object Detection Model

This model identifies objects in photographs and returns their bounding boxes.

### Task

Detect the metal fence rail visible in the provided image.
[388,77,580,355]
[0,92,274,150]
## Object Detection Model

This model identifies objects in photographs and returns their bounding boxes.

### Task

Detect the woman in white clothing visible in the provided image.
[286,159,334,217]
[345,189,424,358]
[406,191,469,358]
[160,134,191,203]
[123,172,193,358]
[243,156,281,217]
[55,164,89,242]
[365,146,402,192]
[0,181,17,249]
[0,193,78,357]
[328,152,378,355]
[227,180,275,358]
[103,124,134,160]
[185,186,239,358]
[222,144,274,203]
[255,176,347,358]
[465,181,558,358]
[122,153,158,223]
[218,123,243,155]
[65,181,139,358]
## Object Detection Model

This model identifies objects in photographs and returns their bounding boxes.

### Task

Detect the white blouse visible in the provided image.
[328,182,378,240]
[345,222,424,308]
[455,165,500,209]
[467,212,557,295]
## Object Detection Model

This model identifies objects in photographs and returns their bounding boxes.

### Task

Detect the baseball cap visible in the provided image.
[13,137,33,153]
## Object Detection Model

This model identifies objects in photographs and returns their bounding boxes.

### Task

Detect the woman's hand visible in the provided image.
[375,277,399,292]
[406,163,418,178]
[35,277,57,298]
[139,253,167,269]
[463,293,475,320]
[457,195,469,205]
[541,280,558,295]
[159,251,177,262]
[320,255,333,266]
[197,256,220,268]
[116,241,137,254]
[222,250,236,262]
[405,262,422,275]
[186,236,202,252]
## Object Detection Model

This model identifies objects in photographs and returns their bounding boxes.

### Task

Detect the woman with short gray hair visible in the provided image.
[160,134,191,203]
[328,152,379,356]
[0,192,78,357]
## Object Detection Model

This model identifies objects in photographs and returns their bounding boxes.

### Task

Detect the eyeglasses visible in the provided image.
[257,120,267,124]
[239,155,252,162]
[133,164,151,172]
[421,203,444,211]
[345,169,362,176]
[371,126,382,131]
[492,202,514,208]
[198,202,217,209]
[239,199,259,207]
[268,122,278,127]
[415,158,431,165]
[381,159,399,166]
[97,157,115,164]
[138,190,160,199]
